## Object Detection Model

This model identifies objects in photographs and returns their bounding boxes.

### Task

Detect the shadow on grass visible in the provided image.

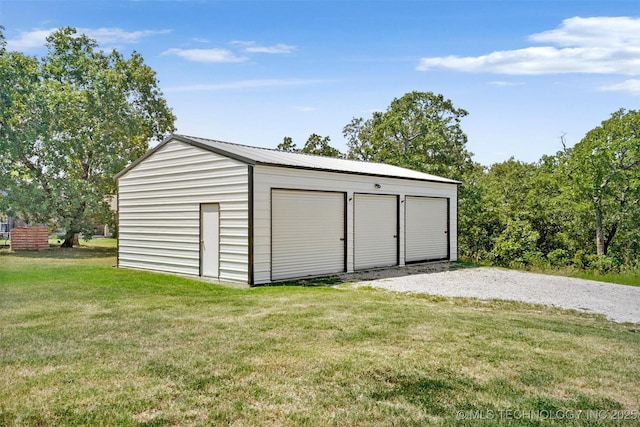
[367,368,625,423]
[369,369,481,416]
[265,276,345,287]
[0,245,116,259]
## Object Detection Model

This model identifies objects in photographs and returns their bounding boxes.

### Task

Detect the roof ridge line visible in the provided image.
[175,133,379,164]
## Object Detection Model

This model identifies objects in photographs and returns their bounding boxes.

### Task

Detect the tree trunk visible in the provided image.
[60,231,78,248]
[594,208,606,256]
[604,222,618,256]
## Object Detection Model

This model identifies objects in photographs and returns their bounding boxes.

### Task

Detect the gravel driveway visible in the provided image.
[349,266,640,324]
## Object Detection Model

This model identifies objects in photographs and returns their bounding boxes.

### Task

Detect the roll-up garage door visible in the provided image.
[354,194,398,270]
[405,196,449,262]
[272,190,346,281]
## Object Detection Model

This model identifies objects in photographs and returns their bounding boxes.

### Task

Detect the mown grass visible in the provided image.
[569,271,640,287]
[1,245,639,426]
[469,258,640,288]
[47,236,119,249]
[526,266,640,287]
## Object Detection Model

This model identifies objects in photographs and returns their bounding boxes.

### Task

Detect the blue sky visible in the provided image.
[1,0,639,166]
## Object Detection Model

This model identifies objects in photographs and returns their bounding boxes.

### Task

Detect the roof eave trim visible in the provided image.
[254,161,462,185]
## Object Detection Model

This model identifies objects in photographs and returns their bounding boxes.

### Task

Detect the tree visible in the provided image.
[488,219,540,267]
[301,133,343,158]
[528,153,580,255]
[469,156,577,266]
[276,134,343,158]
[567,109,640,257]
[456,162,501,261]
[481,158,538,225]
[342,91,473,179]
[0,27,175,247]
[342,116,377,162]
[277,136,297,152]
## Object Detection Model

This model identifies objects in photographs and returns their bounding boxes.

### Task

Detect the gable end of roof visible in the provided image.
[115,133,461,185]
[114,134,256,180]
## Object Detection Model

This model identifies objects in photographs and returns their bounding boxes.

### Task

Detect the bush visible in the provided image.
[571,250,588,269]
[547,249,570,267]
[586,255,619,274]
[523,251,548,268]
[488,220,540,267]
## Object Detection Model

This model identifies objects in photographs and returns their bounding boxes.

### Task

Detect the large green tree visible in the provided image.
[342,91,474,179]
[567,109,640,257]
[0,27,175,246]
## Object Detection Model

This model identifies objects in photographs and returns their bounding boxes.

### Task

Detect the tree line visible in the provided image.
[2,27,639,271]
[282,93,640,273]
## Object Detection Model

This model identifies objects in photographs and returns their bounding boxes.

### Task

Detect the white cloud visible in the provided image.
[488,81,524,87]
[5,29,54,50]
[247,44,296,54]
[84,27,171,44]
[529,16,640,48]
[417,16,640,76]
[6,27,170,51]
[164,78,332,93]
[293,106,316,112]
[163,40,295,63]
[231,41,296,54]
[599,79,640,95]
[162,48,247,63]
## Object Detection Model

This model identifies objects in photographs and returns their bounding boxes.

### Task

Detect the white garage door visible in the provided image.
[405,196,449,262]
[354,194,398,270]
[272,190,346,281]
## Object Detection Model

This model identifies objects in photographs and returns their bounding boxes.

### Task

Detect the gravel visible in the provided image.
[349,266,640,324]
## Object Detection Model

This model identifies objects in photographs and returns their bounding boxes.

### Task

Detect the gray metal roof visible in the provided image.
[116,133,460,184]
[171,134,460,184]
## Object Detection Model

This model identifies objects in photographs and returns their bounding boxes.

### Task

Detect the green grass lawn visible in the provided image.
[1,245,639,426]
[569,271,640,287]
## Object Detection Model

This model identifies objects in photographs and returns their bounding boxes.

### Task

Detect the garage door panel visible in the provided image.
[405,196,448,262]
[272,190,345,281]
[354,194,398,270]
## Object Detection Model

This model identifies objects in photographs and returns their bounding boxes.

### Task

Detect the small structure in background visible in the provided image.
[1,214,13,245]
[10,226,49,251]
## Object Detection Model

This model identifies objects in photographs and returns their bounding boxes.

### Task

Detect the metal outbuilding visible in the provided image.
[115,134,460,285]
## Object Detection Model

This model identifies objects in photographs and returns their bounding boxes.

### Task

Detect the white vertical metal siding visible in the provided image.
[117,141,249,282]
[252,165,458,284]
[354,194,398,270]
[271,190,345,281]
[405,196,449,262]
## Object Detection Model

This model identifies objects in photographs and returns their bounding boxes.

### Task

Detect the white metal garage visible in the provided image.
[116,134,460,285]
